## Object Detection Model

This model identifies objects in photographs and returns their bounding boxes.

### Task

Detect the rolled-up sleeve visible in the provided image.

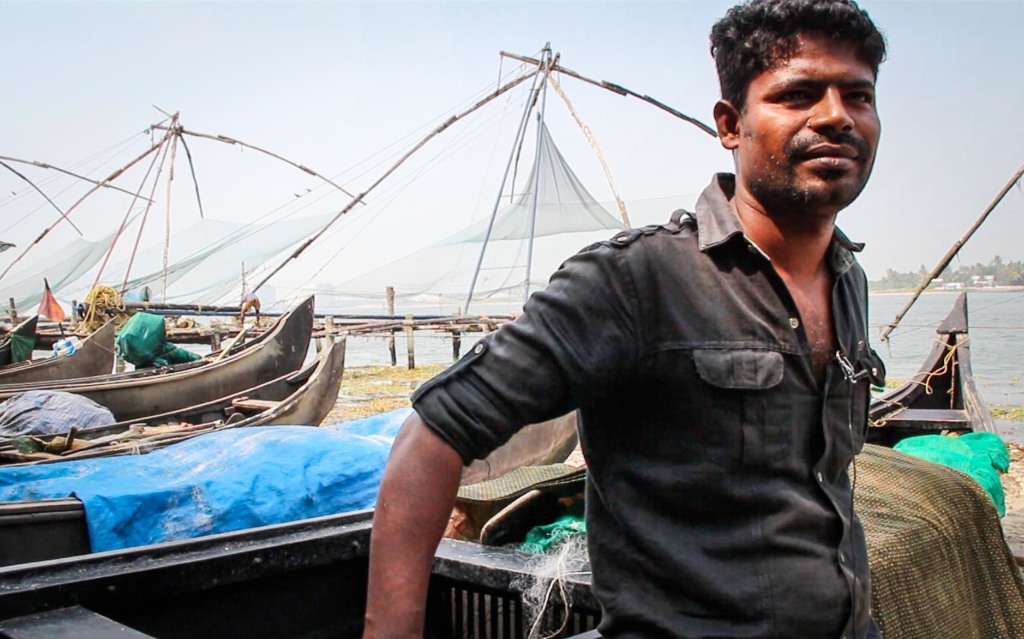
[411,244,640,464]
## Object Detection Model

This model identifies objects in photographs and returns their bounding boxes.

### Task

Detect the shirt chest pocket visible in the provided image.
[688,348,786,469]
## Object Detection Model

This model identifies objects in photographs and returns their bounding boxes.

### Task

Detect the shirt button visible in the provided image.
[474,344,484,354]
[816,471,824,483]
[789,317,800,329]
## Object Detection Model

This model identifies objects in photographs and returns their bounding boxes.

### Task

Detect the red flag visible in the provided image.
[38,279,66,323]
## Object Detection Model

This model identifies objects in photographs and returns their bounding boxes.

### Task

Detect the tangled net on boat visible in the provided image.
[511,534,591,639]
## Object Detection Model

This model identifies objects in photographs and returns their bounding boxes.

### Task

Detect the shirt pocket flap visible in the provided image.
[693,349,784,390]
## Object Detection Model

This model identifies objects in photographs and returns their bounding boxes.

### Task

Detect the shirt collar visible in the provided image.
[693,173,864,272]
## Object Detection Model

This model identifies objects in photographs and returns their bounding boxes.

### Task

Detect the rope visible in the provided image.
[78,285,128,332]
[870,338,964,427]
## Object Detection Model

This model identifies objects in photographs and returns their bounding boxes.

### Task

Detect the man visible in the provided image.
[364,0,887,637]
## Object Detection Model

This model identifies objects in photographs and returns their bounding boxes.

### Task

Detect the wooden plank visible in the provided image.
[0,606,154,638]
[883,408,971,429]
[231,398,281,411]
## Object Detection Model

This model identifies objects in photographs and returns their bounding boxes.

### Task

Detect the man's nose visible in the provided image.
[807,87,854,133]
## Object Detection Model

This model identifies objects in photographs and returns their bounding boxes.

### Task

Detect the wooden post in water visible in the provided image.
[386,286,397,366]
[325,316,335,345]
[452,307,462,362]
[7,298,17,323]
[404,314,415,369]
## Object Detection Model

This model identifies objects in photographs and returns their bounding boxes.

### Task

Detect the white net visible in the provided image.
[329,123,625,310]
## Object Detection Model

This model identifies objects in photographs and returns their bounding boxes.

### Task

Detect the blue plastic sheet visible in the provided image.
[0,390,115,437]
[0,408,411,552]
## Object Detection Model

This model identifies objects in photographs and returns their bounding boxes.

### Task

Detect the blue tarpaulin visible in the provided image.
[0,408,411,552]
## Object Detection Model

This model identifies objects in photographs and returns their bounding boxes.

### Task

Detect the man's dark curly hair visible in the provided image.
[710,0,886,111]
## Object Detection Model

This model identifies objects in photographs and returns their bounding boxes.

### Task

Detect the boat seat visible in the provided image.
[230,398,282,412]
[0,605,154,638]
[882,408,971,432]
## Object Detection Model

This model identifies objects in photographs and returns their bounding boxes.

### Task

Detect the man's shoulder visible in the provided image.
[581,210,697,256]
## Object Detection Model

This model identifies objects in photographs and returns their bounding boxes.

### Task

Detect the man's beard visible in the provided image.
[748,131,873,216]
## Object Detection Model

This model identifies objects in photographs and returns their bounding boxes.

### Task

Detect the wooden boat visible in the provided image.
[0,296,315,422]
[1,451,1020,639]
[0,337,575,566]
[0,315,37,367]
[867,292,996,447]
[0,508,599,639]
[0,320,116,384]
[0,338,346,467]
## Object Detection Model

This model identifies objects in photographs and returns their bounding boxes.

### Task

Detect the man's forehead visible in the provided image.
[759,34,876,83]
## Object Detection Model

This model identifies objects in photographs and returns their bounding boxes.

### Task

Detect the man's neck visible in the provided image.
[730,186,836,283]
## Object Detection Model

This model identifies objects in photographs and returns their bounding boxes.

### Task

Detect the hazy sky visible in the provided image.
[2,0,1023,291]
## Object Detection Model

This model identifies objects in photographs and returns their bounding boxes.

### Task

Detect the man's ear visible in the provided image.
[714,99,741,150]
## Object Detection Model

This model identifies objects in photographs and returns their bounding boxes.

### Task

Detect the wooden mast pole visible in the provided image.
[0,159,83,235]
[547,73,631,227]
[85,131,169,297]
[120,139,175,295]
[500,51,717,137]
[0,130,174,282]
[523,45,555,302]
[151,125,362,202]
[0,154,156,200]
[161,115,182,302]
[880,161,1024,341]
[250,67,543,295]
[463,66,546,313]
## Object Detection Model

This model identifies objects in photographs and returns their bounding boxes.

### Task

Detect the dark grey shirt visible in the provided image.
[413,174,885,639]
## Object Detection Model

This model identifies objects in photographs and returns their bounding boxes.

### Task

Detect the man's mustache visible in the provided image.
[787,132,871,161]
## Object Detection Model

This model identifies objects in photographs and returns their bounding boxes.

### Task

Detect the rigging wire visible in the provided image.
[0,159,82,235]
[240,90,533,305]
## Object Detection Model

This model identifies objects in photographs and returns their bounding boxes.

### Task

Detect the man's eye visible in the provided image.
[849,92,875,104]
[779,90,809,101]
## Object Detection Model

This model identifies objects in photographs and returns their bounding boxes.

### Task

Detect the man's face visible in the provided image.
[720,33,880,218]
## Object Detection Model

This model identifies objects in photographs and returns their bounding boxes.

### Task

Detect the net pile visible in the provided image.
[856,444,1024,638]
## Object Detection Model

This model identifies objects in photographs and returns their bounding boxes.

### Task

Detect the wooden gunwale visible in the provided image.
[0,320,116,384]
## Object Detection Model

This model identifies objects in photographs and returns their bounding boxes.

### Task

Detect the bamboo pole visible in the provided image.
[177,134,206,219]
[500,50,717,137]
[548,73,630,227]
[0,160,83,235]
[89,132,169,299]
[386,286,397,366]
[464,69,545,312]
[152,125,360,202]
[0,130,173,282]
[524,46,554,301]
[250,67,542,294]
[162,119,181,303]
[121,140,174,295]
[880,160,1024,341]
[0,154,155,200]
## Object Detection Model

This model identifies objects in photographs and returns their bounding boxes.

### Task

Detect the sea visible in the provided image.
[338,290,1024,439]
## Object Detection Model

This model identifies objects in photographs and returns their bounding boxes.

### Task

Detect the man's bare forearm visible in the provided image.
[363,412,465,639]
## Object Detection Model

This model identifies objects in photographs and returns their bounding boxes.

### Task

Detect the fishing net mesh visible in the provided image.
[330,123,625,307]
[464,445,1024,638]
[856,444,1024,638]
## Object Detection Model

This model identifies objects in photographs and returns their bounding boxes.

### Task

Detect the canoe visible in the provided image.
[0,320,116,384]
[867,292,997,447]
[0,316,37,367]
[0,296,315,422]
[0,338,346,467]
[0,508,599,639]
[1,446,1020,639]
